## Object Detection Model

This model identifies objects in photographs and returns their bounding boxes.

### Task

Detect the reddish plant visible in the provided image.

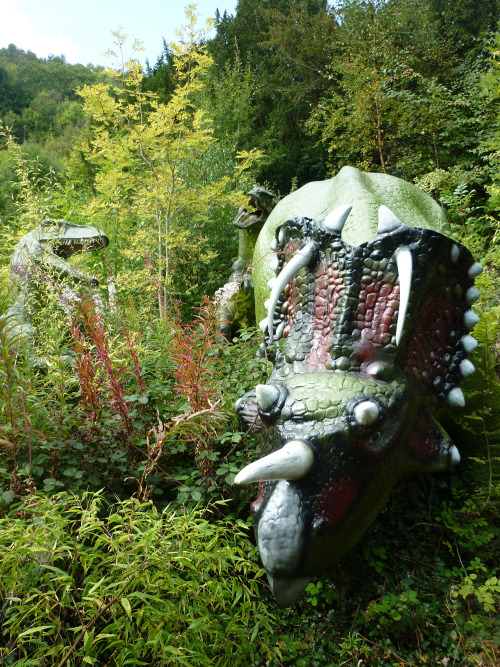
[121,325,146,397]
[168,297,228,476]
[170,297,225,412]
[69,318,102,425]
[70,301,133,441]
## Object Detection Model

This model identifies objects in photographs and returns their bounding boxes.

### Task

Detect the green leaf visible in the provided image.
[18,625,54,638]
[188,617,209,631]
[121,597,132,620]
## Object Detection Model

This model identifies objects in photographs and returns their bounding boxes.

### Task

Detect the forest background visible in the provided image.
[0,1,499,665]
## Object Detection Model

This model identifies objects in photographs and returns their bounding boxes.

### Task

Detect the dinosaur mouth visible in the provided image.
[233,205,266,229]
[52,236,109,258]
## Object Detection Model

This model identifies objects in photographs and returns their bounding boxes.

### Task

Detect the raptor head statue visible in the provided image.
[38,219,109,258]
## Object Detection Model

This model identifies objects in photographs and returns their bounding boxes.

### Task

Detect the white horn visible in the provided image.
[256,384,281,412]
[323,204,352,233]
[467,262,483,278]
[449,445,461,465]
[267,241,317,341]
[353,400,380,427]
[378,206,403,234]
[234,440,314,484]
[395,246,412,346]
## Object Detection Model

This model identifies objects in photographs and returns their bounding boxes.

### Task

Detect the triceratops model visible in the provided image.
[7,219,109,342]
[233,167,484,607]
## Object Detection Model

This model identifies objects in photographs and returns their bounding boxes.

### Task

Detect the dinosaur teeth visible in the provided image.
[461,334,478,353]
[267,241,317,342]
[468,262,483,278]
[322,204,352,234]
[447,387,465,407]
[270,239,278,251]
[378,206,404,234]
[259,318,268,333]
[275,322,285,340]
[465,286,480,304]
[395,246,412,346]
[270,256,279,272]
[460,359,475,377]
[464,310,479,329]
[234,440,315,484]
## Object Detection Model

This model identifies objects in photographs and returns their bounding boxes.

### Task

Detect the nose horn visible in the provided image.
[234,440,315,484]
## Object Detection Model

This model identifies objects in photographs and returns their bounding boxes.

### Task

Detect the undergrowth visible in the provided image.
[0,492,277,666]
[0,185,498,664]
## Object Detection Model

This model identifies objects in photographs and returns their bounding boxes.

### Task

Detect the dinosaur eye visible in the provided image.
[371,432,381,442]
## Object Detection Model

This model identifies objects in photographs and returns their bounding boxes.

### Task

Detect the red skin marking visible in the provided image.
[251,482,267,514]
[305,262,341,369]
[406,293,453,388]
[355,282,399,361]
[351,282,398,365]
[315,478,357,526]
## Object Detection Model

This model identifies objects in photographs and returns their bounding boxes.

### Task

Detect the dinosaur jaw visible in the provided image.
[51,236,108,259]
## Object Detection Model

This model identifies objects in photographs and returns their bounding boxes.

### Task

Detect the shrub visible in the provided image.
[0,491,278,665]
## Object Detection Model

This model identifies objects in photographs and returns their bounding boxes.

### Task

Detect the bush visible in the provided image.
[0,491,278,665]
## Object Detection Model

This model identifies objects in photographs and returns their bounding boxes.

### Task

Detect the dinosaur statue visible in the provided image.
[217,186,275,337]
[233,166,496,607]
[7,219,109,342]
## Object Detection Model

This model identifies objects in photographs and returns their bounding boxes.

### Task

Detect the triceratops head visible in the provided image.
[234,204,482,607]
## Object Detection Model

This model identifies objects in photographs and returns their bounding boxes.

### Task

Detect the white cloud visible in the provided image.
[0,0,80,62]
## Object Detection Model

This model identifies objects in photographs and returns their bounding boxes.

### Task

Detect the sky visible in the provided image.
[1,0,237,68]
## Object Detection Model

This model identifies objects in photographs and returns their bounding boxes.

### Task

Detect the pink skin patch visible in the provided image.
[358,281,399,346]
[251,482,267,514]
[406,293,453,387]
[354,280,399,368]
[315,478,357,526]
[305,262,342,369]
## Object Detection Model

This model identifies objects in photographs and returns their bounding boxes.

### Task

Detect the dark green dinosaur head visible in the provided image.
[234,205,482,607]
[233,186,276,230]
[39,219,109,258]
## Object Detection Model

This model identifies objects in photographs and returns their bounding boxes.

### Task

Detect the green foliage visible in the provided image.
[0,6,499,666]
[74,18,261,317]
[0,44,106,145]
[308,0,492,178]
[0,491,278,665]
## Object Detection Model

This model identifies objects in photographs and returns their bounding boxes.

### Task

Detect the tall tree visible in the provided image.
[76,11,261,316]
[308,0,492,179]
[207,0,333,192]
